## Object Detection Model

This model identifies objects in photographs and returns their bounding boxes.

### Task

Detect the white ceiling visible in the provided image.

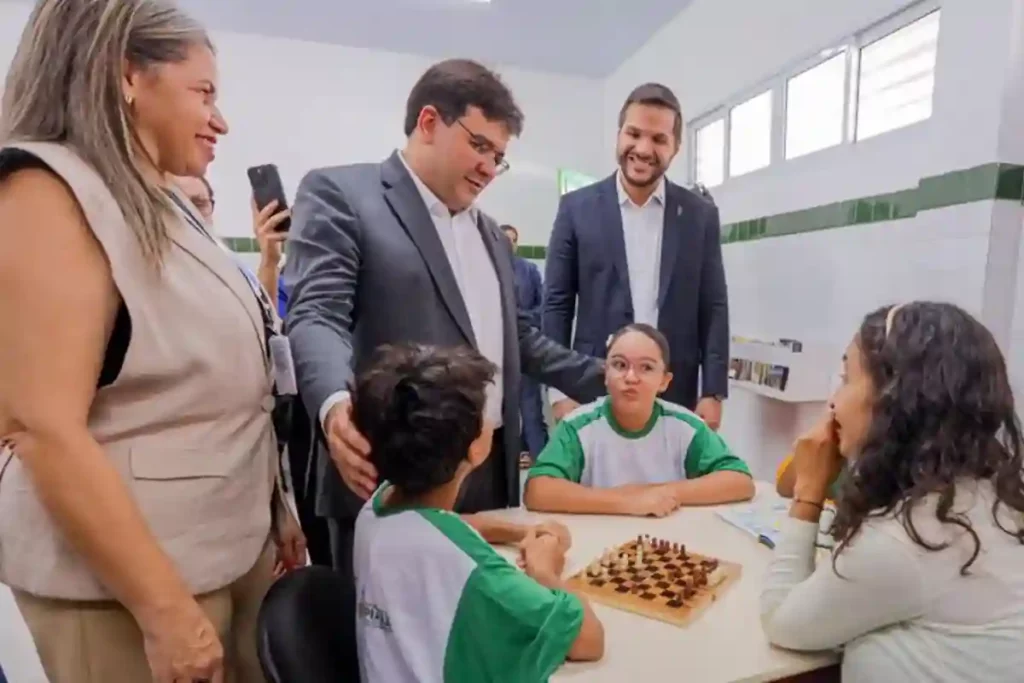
[172,0,694,77]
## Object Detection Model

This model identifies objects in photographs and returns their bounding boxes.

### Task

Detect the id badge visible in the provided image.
[269,335,298,396]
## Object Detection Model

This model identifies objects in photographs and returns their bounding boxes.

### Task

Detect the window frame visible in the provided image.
[782,46,849,161]
[851,4,942,143]
[691,114,728,188]
[728,88,775,178]
[685,0,940,186]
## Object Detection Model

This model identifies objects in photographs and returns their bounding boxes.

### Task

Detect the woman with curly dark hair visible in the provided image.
[760,302,1024,682]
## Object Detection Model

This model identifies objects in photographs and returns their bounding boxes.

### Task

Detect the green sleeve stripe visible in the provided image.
[660,404,752,479]
[527,418,587,483]
[703,457,752,476]
[444,557,584,682]
[416,507,494,563]
[561,399,607,431]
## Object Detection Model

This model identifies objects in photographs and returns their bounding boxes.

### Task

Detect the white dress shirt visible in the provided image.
[617,171,665,328]
[551,173,665,404]
[319,152,504,429]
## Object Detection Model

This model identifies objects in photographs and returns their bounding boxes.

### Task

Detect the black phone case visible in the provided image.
[247,164,291,232]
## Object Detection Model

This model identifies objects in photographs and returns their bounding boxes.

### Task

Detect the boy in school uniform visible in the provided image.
[351,343,605,683]
[524,324,755,517]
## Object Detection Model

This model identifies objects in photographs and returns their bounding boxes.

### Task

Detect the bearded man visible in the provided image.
[543,83,730,429]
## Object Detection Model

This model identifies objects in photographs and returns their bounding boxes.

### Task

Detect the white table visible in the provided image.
[492,483,838,683]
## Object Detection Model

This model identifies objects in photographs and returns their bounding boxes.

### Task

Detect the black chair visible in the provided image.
[257,565,362,683]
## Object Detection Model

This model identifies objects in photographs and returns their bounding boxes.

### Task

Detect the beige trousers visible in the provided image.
[13,540,276,683]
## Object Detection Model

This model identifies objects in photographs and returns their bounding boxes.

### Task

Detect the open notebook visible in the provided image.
[716,496,835,550]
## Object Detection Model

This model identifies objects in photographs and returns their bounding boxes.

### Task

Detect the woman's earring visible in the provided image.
[124,93,135,108]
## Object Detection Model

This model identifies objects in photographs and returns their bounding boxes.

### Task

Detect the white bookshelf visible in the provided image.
[728,339,838,403]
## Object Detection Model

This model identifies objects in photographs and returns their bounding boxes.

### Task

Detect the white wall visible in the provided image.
[602,0,1024,478]
[0,2,606,251]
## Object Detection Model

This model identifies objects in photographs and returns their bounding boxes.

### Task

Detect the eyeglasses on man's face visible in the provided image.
[454,119,510,176]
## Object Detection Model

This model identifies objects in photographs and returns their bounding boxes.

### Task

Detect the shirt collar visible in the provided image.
[398,150,478,221]
[616,170,666,209]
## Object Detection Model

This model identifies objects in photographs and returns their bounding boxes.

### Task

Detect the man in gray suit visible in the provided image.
[283,58,605,575]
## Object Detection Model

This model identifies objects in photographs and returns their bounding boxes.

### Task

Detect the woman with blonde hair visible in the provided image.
[0,1,303,681]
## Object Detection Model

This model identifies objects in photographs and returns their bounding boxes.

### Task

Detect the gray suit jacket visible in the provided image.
[283,151,605,519]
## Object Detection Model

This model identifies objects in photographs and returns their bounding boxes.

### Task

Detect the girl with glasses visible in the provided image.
[524,323,754,517]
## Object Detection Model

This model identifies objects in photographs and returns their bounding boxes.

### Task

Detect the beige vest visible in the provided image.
[0,142,277,600]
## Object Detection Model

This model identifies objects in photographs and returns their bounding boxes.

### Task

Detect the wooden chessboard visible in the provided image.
[564,535,742,628]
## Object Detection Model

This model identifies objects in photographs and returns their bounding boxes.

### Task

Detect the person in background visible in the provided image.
[543,83,729,430]
[173,174,329,567]
[352,343,603,681]
[524,324,753,517]
[171,173,289,306]
[0,1,304,681]
[761,302,1024,682]
[277,269,292,318]
[168,174,331,569]
[501,223,548,462]
[174,174,215,222]
[251,197,289,312]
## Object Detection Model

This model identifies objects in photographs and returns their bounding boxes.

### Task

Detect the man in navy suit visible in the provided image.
[501,224,548,459]
[543,83,729,429]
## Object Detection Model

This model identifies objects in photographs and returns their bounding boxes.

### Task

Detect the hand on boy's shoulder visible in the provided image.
[325,399,375,499]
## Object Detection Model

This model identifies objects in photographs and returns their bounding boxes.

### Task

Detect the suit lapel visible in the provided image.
[599,176,633,311]
[658,183,683,310]
[476,214,517,336]
[380,152,477,347]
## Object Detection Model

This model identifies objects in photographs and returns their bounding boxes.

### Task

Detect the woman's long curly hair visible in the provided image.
[830,302,1024,573]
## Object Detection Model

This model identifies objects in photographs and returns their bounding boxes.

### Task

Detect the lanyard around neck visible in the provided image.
[166,192,278,359]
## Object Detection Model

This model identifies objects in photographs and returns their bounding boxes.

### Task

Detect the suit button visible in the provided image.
[261,395,275,413]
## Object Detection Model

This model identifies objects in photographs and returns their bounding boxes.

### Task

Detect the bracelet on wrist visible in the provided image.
[794,498,824,510]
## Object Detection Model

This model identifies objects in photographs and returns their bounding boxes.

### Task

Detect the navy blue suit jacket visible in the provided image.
[512,256,543,328]
[542,174,729,408]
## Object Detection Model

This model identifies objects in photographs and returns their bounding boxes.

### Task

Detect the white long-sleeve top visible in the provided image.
[760,481,1024,683]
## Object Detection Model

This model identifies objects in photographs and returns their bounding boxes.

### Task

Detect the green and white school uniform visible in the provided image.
[527,397,750,487]
[353,486,583,683]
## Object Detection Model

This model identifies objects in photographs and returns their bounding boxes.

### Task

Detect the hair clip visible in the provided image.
[884,303,905,337]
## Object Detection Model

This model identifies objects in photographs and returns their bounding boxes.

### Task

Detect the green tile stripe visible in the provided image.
[225,163,1024,254]
[516,244,547,259]
[224,237,259,253]
[722,162,1024,244]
